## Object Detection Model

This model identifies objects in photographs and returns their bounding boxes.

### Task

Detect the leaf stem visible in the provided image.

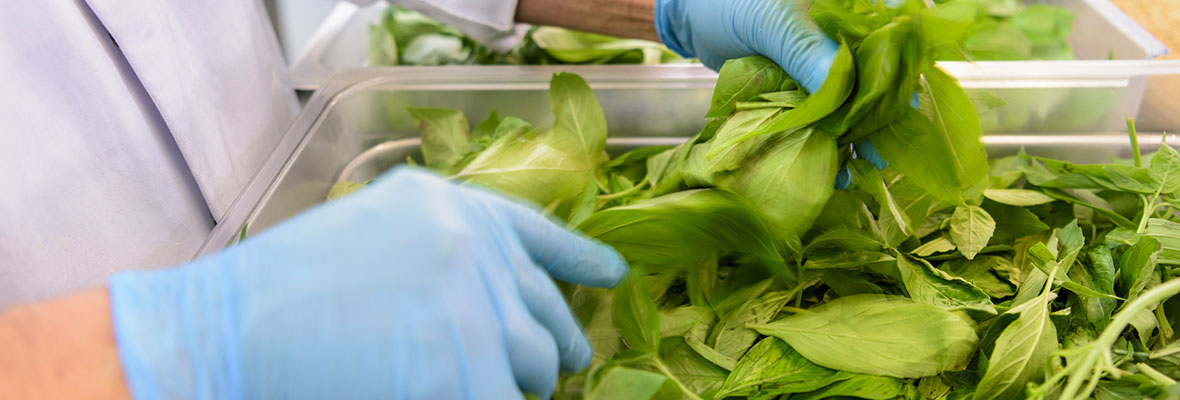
[1138,193,1160,234]
[1128,116,1143,168]
[1059,277,1180,399]
[597,176,650,203]
[1135,362,1177,386]
[780,306,811,314]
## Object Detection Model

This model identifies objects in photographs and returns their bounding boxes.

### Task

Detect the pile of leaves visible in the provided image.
[365,1,1073,67]
[934,0,1075,61]
[367,7,684,66]
[324,1,1180,399]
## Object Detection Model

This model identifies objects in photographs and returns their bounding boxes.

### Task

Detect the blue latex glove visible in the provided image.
[655,0,840,94]
[108,167,628,399]
[835,141,891,189]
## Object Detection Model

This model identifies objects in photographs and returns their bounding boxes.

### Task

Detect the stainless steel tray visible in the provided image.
[197,63,1180,259]
[286,0,1168,90]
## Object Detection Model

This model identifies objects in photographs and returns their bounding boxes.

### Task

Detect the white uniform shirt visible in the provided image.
[0,0,519,308]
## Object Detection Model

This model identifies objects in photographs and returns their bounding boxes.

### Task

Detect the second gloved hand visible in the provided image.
[655,0,839,94]
[108,167,628,399]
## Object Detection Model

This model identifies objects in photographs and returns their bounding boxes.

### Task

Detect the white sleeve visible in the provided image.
[349,0,528,52]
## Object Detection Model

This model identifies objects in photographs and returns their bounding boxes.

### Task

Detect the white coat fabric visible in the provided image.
[0,0,519,308]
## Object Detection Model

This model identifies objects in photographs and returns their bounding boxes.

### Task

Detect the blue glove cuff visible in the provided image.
[109,258,243,400]
[653,0,694,59]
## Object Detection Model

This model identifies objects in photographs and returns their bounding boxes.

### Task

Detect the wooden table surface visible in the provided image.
[1113,0,1180,130]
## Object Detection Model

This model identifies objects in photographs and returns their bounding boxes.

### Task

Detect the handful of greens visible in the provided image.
[325,1,1180,399]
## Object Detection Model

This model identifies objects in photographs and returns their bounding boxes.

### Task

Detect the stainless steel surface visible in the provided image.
[286,0,1168,90]
[196,62,1180,259]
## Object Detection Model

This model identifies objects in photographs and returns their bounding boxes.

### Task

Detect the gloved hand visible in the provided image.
[655,0,840,94]
[108,167,628,399]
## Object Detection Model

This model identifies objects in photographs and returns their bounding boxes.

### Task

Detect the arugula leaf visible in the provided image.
[751,295,979,378]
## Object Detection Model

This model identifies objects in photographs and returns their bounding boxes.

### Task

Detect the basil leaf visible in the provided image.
[709,291,792,361]
[974,283,1058,400]
[692,108,781,175]
[950,205,996,260]
[658,338,730,397]
[983,189,1055,206]
[578,189,787,277]
[711,43,854,150]
[706,56,791,118]
[684,337,736,371]
[1145,218,1180,265]
[658,306,713,340]
[751,295,979,378]
[613,275,661,354]
[792,374,911,400]
[716,338,853,398]
[548,72,608,161]
[896,253,997,314]
[982,201,1050,245]
[408,107,471,167]
[1149,144,1180,194]
[585,366,678,400]
[912,235,956,257]
[724,127,839,244]
[1118,236,1162,301]
[942,256,1018,298]
[822,269,887,297]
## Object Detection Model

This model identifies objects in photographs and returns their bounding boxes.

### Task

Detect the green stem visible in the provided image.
[1138,193,1160,234]
[1061,278,1180,399]
[597,176,650,203]
[1128,116,1143,168]
[780,306,810,314]
[653,358,704,400]
[1136,362,1177,386]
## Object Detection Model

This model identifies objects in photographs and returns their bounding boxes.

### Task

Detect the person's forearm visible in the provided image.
[0,289,130,399]
[516,0,659,41]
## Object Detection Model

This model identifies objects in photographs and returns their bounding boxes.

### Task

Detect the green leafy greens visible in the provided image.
[322,1,1180,399]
